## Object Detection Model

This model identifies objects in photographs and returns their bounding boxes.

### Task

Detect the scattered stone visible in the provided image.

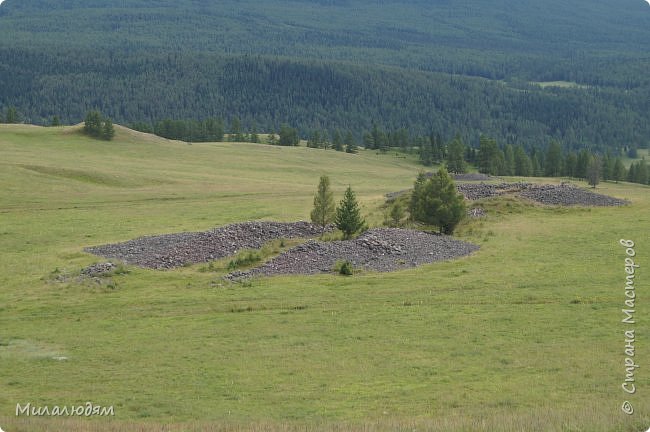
[456,182,628,206]
[85,221,333,270]
[467,207,486,218]
[80,262,117,277]
[518,183,628,206]
[226,228,479,279]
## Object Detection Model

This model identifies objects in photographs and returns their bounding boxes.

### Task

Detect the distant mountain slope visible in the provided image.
[0,0,648,152]
[1,0,649,82]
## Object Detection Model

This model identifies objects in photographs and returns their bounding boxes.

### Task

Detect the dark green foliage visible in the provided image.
[152,118,224,142]
[545,141,563,177]
[514,145,532,177]
[84,111,114,141]
[83,110,103,137]
[227,251,261,271]
[0,1,649,155]
[310,175,336,235]
[332,129,344,152]
[612,158,626,183]
[335,186,366,239]
[50,115,60,127]
[628,159,649,185]
[446,136,466,174]
[344,131,358,154]
[278,124,300,146]
[586,155,601,188]
[336,260,354,276]
[409,167,466,234]
[387,201,405,227]
[478,136,501,175]
[5,106,18,124]
[102,118,115,141]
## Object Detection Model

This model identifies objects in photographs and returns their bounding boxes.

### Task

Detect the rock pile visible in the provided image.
[456,182,627,206]
[85,221,333,269]
[80,262,117,277]
[227,228,479,279]
[518,183,628,206]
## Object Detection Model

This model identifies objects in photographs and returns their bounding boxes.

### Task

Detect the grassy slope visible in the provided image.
[0,125,649,431]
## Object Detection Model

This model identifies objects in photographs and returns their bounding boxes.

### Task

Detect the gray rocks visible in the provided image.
[457,182,628,206]
[518,183,628,206]
[227,228,479,279]
[452,173,492,181]
[80,262,117,277]
[85,221,333,269]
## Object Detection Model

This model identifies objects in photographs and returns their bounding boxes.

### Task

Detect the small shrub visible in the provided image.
[334,260,354,276]
[227,251,261,270]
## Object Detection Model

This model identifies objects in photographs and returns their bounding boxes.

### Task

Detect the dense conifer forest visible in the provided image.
[0,0,649,154]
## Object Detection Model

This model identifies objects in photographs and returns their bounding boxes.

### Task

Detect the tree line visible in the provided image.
[1,49,648,156]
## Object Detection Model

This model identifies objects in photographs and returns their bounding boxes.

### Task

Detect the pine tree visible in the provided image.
[5,107,18,124]
[335,186,366,239]
[344,131,358,154]
[612,158,625,183]
[514,145,532,176]
[51,116,61,127]
[84,110,103,137]
[446,135,467,173]
[586,155,601,188]
[503,144,515,176]
[332,129,344,151]
[310,175,336,236]
[102,117,115,140]
[410,167,465,234]
[544,141,563,177]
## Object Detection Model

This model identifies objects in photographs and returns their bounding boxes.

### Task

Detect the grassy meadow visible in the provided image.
[0,124,649,431]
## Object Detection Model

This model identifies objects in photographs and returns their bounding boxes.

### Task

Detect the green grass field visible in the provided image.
[0,125,649,431]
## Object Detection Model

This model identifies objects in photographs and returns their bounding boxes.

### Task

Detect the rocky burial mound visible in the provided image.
[456,182,628,206]
[85,221,332,269]
[227,228,479,279]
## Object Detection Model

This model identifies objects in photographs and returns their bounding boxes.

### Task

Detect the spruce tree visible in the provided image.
[335,186,366,239]
[310,175,336,236]
[612,158,625,183]
[446,136,466,173]
[102,117,115,140]
[332,129,344,152]
[544,141,563,177]
[586,155,601,188]
[344,131,358,154]
[410,167,465,234]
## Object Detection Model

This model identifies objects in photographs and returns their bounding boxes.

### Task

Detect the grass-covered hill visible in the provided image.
[0,125,649,431]
[0,0,649,151]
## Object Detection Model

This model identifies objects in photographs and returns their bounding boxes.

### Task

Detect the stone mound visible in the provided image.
[227,228,479,279]
[85,221,333,269]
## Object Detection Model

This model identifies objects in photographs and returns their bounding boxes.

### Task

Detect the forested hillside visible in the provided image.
[1,0,649,151]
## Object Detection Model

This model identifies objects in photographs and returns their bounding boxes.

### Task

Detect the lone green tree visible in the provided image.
[102,117,115,140]
[335,186,366,239]
[84,110,115,141]
[5,107,18,124]
[344,131,358,154]
[446,135,466,174]
[586,155,601,188]
[410,167,465,234]
[84,110,103,137]
[612,158,626,183]
[310,175,336,236]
